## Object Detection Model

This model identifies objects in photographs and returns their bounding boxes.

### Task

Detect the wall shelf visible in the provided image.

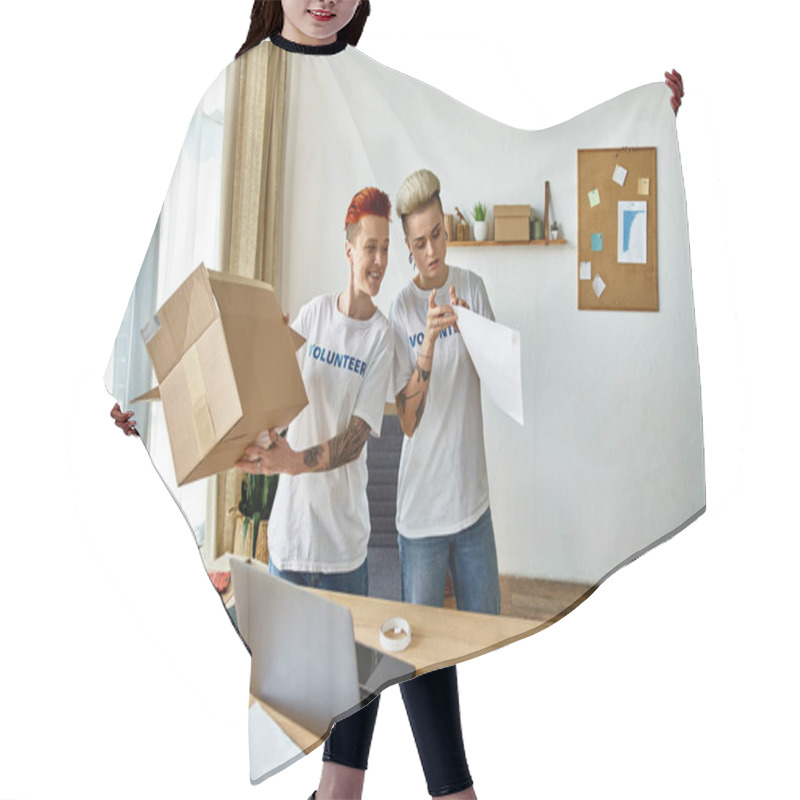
[448,239,567,247]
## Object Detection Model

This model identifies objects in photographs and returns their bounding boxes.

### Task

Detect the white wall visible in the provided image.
[282,57,703,583]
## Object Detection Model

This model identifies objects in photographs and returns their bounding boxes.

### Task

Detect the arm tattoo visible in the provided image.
[397,388,423,416]
[303,445,323,469]
[327,416,371,470]
[397,358,431,432]
[413,362,431,382]
[413,392,427,432]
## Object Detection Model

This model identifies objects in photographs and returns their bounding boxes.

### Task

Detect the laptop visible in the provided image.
[229,556,414,736]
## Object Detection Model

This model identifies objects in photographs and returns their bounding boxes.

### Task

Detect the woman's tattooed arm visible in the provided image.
[300,415,371,472]
[396,358,432,437]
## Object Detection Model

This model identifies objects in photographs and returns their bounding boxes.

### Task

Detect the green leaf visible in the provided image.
[251,512,261,558]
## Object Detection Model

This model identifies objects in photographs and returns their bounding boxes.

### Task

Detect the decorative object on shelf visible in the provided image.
[454,206,470,241]
[550,221,559,240]
[543,180,553,245]
[471,201,489,242]
[494,204,531,242]
[444,213,455,242]
[532,214,544,241]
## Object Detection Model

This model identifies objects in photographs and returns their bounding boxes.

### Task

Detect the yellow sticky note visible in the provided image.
[638,178,650,195]
[588,188,601,207]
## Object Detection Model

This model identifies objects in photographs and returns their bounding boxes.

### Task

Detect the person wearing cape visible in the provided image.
[107,0,698,792]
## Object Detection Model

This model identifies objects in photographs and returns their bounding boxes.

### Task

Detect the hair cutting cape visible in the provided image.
[106,39,704,783]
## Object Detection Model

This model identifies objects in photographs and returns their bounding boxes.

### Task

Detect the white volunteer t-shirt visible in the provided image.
[268,293,393,572]
[389,266,493,538]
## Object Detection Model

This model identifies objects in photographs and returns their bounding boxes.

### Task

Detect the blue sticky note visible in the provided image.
[591,233,603,251]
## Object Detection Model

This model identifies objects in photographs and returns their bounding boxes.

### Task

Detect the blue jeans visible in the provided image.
[267,556,369,596]
[398,506,501,615]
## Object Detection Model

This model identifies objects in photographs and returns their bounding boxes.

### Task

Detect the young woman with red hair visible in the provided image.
[235,185,393,598]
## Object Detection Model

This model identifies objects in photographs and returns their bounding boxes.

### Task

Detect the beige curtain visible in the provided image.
[213,42,288,559]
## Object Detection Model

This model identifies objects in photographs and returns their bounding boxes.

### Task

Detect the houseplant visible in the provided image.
[237,472,279,563]
[471,201,489,241]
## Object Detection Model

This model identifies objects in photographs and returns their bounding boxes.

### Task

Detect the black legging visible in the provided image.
[323,665,472,797]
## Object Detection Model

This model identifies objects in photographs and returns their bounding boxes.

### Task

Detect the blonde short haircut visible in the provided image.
[396,169,444,233]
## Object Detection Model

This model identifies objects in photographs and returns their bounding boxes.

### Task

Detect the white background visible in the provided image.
[1,2,797,798]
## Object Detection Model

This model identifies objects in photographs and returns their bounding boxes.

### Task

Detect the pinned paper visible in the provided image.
[612,165,628,186]
[588,188,601,208]
[591,233,603,252]
[455,308,524,426]
[638,177,650,195]
[618,201,647,264]
[579,261,592,281]
[592,274,606,298]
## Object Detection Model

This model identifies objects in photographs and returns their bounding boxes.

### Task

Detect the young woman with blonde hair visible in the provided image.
[390,168,501,615]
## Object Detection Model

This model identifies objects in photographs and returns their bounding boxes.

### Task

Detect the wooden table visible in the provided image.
[241,586,541,756]
[209,554,544,756]
[313,589,538,674]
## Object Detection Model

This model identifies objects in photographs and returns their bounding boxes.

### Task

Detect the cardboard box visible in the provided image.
[135,264,308,486]
[493,204,531,242]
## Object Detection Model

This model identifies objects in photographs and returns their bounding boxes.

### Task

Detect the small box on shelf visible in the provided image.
[494,205,531,242]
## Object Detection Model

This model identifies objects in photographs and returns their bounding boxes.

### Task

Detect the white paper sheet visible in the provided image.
[455,308,524,425]
[617,200,648,263]
[580,261,592,281]
[248,701,304,783]
[612,164,628,186]
[593,273,607,297]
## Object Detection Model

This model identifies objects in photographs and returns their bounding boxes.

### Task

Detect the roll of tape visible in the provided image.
[379,617,411,652]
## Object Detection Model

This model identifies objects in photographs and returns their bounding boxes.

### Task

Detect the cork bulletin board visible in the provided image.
[577,147,658,311]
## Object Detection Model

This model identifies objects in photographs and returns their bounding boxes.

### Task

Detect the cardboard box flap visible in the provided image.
[289,327,305,352]
[144,264,219,383]
[131,386,161,403]
[233,314,308,422]
[208,270,275,315]
[207,271,308,423]
[494,204,531,219]
[207,272,305,349]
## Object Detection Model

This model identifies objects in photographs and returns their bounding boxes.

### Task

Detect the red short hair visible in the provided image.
[345,187,392,241]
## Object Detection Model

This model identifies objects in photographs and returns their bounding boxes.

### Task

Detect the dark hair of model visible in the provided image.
[236,1,371,58]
